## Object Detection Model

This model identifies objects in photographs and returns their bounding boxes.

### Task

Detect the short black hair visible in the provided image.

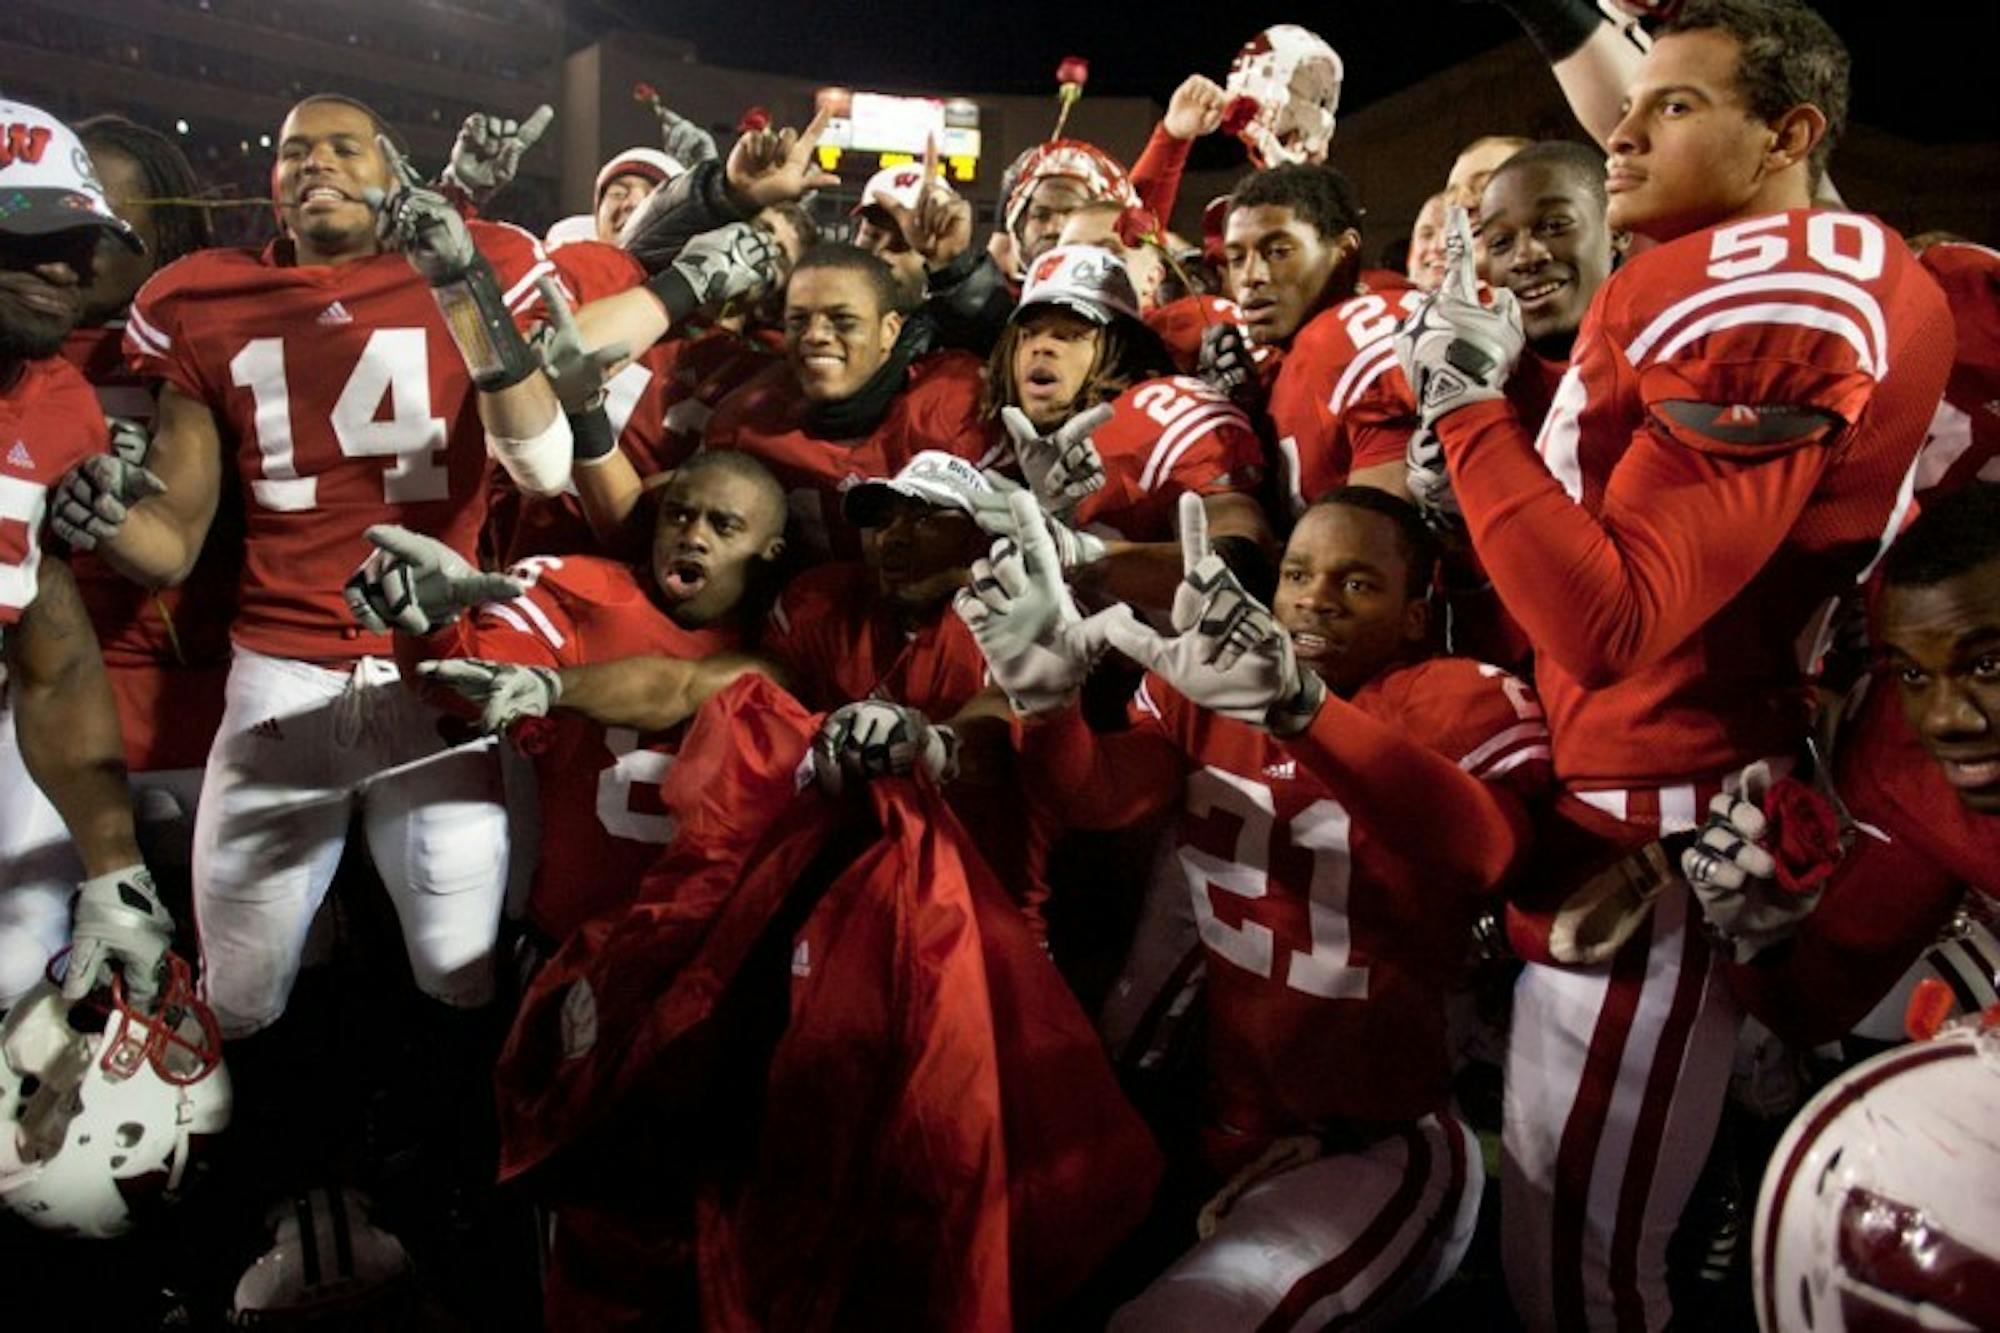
[1302,485,1440,597]
[789,241,908,315]
[1659,0,1850,187]
[1229,163,1365,241]
[1881,483,2000,590]
[1486,139,1608,210]
[75,115,213,267]
[286,94,411,158]
[669,448,787,537]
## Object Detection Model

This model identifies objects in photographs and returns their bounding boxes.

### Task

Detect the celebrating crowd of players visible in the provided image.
[2,0,1997,1327]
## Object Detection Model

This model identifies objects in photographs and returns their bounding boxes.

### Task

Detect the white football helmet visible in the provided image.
[1848,903,2000,1045]
[231,1187,417,1328]
[0,954,230,1238]
[1753,1016,2000,1332]
[1223,24,1345,169]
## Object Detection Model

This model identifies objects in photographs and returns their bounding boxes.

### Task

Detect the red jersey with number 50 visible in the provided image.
[124,223,565,661]
[432,554,738,941]
[1507,210,1952,789]
[0,356,105,625]
[1912,241,2000,496]
[704,351,1000,562]
[1267,281,1424,515]
[1133,657,1549,1132]
[990,375,1264,544]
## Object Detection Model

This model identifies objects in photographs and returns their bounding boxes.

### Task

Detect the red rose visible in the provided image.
[510,715,558,758]
[1762,775,1843,896]
[1056,56,1090,88]
[1114,204,1159,249]
[1219,96,1258,138]
[737,105,771,134]
[632,82,659,104]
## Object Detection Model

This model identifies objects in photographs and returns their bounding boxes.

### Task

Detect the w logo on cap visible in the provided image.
[0,124,53,170]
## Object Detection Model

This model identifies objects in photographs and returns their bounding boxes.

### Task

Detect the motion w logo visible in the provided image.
[0,124,53,169]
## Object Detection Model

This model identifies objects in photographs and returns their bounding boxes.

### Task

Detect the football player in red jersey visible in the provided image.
[1234,164,1425,514]
[1685,483,2000,1047]
[983,244,1273,611]
[77,94,581,1048]
[349,450,787,947]
[703,243,1001,562]
[961,486,1549,1328]
[1388,4,1956,1326]
[1910,239,2000,496]
[0,98,175,1013]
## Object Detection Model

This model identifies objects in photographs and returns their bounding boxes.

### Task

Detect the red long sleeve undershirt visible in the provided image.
[1130,125,1193,231]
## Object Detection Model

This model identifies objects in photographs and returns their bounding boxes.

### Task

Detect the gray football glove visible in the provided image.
[1392,205,1523,430]
[65,864,173,1008]
[440,105,553,204]
[1404,425,1463,531]
[50,449,167,551]
[1678,763,1824,963]
[531,274,630,414]
[654,104,719,167]
[1196,320,1260,407]
[1098,493,1325,735]
[812,700,960,796]
[364,135,477,283]
[343,525,523,636]
[668,221,783,312]
[1000,402,1111,519]
[968,478,1107,573]
[418,658,562,735]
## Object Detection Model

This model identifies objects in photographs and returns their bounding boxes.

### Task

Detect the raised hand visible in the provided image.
[1391,205,1523,430]
[531,274,630,413]
[364,134,476,281]
[1195,321,1260,407]
[418,658,561,734]
[343,525,524,635]
[653,103,719,167]
[967,475,1106,573]
[1163,74,1229,140]
[868,137,975,271]
[1403,424,1462,532]
[668,220,785,312]
[954,490,1115,717]
[1000,401,1111,519]
[1679,763,1832,962]
[811,700,960,795]
[725,107,841,208]
[441,104,554,203]
[50,449,166,551]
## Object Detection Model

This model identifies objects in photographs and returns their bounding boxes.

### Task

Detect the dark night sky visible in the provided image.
[581,1,1995,145]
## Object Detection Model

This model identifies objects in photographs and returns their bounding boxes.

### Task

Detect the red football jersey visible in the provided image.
[1145,294,1277,383]
[59,322,237,771]
[1267,281,1425,515]
[703,351,1001,561]
[1912,241,2000,496]
[1438,209,1954,791]
[124,222,564,661]
[990,375,1264,544]
[1132,657,1549,1132]
[434,554,738,941]
[1837,675,2000,898]
[0,356,106,625]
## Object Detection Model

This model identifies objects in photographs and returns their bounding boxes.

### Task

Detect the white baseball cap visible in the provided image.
[843,450,993,526]
[852,163,940,221]
[0,98,143,252]
[1015,244,1142,326]
[594,147,684,201]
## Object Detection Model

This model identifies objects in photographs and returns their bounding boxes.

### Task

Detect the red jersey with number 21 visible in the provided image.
[124,222,564,661]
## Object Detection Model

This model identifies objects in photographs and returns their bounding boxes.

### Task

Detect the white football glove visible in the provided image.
[417,658,561,734]
[1403,424,1462,530]
[107,415,150,465]
[1196,321,1260,407]
[1678,763,1822,963]
[811,700,960,796]
[1000,402,1111,519]
[364,135,477,283]
[968,478,1107,573]
[531,274,630,414]
[64,864,173,1007]
[668,221,784,312]
[954,490,1117,718]
[50,450,166,551]
[343,525,524,636]
[440,105,553,204]
[1098,493,1326,735]
[1392,205,1523,430]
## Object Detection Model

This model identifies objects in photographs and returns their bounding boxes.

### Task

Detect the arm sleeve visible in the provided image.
[1437,398,1835,686]
[1015,697,1183,831]
[1130,124,1193,227]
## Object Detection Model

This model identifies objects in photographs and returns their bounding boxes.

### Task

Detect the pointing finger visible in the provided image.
[1177,491,1211,576]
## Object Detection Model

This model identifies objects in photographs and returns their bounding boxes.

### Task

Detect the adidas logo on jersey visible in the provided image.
[1264,760,1297,781]
[4,440,31,470]
[249,717,285,741]
[316,301,353,326]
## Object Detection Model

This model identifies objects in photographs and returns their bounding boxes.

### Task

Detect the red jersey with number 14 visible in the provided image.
[124,223,569,661]
[430,554,738,941]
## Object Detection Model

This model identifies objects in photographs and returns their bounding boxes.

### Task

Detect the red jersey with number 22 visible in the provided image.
[124,222,568,661]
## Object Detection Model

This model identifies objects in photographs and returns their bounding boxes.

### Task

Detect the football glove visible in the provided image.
[1678,763,1823,963]
[667,221,784,312]
[343,525,524,636]
[531,274,630,414]
[1404,424,1463,531]
[999,402,1111,519]
[1392,205,1523,430]
[364,136,478,283]
[968,479,1107,573]
[440,105,553,204]
[654,104,720,167]
[64,864,173,1008]
[1098,492,1325,734]
[811,700,960,796]
[50,450,166,552]
[954,490,1116,718]
[418,658,561,735]
[1195,320,1260,407]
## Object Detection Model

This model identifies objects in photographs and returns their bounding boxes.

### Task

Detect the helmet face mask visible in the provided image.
[1225,24,1345,169]
[0,954,230,1238]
